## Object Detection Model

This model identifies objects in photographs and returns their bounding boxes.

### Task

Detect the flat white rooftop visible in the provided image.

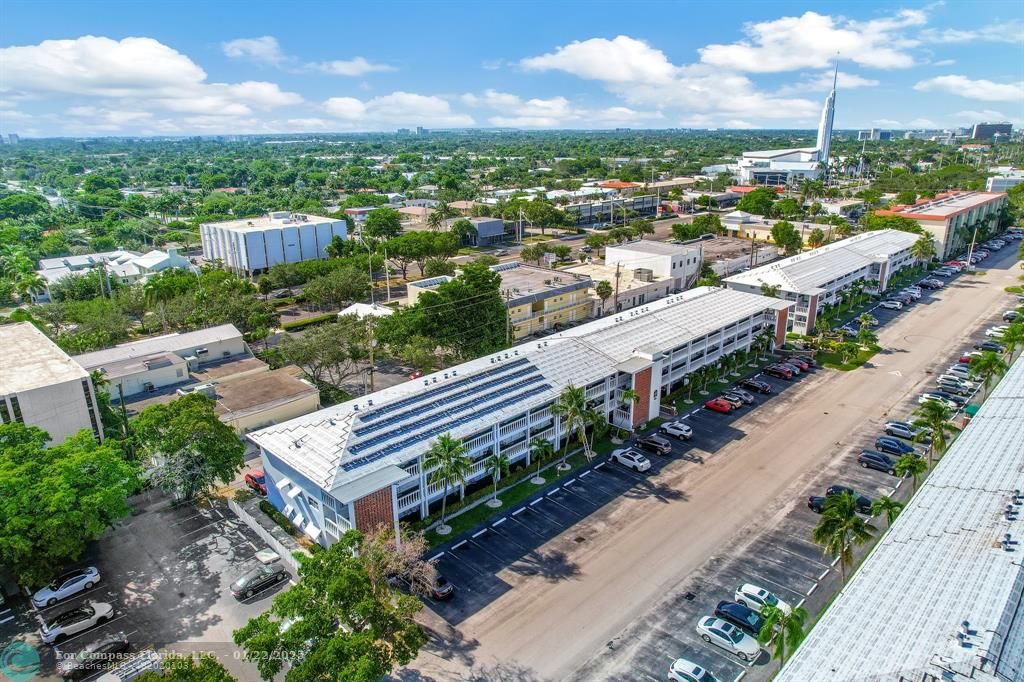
[203,212,338,232]
[0,322,89,394]
[607,240,700,256]
[779,355,1024,682]
[723,230,918,294]
[891,191,1006,219]
[73,324,243,370]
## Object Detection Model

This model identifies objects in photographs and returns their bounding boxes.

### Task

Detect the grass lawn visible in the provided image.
[424,452,590,546]
[817,346,877,371]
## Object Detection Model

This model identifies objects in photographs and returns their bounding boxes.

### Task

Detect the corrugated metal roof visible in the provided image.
[724,230,919,294]
[778,355,1024,682]
[248,287,791,493]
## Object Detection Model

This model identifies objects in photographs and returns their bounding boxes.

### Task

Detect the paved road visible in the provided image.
[406,246,1022,681]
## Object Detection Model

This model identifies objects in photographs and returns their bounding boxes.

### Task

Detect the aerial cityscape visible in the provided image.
[1,1,1023,681]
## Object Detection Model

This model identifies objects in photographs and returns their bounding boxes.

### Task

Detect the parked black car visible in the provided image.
[807,495,826,513]
[874,437,916,457]
[389,572,455,600]
[858,449,897,475]
[636,434,673,456]
[826,485,874,514]
[975,341,1005,353]
[714,600,766,637]
[930,390,967,406]
[231,563,289,599]
[739,378,773,394]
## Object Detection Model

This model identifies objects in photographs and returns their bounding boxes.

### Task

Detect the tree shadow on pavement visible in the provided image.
[622,478,689,504]
[508,548,581,582]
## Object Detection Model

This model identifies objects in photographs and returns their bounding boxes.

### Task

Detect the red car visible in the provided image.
[704,398,733,414]
[785,357,810,371]
[245,469,267,495]
[764,364,793,380]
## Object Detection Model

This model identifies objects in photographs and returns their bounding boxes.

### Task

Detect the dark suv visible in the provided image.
[826,485,874,514]
[858,449,897,475]
[636,434,673,456]
[713,600,766,637]
[739,378,773,394]
[874,436,915,456]
[764,365,792,379]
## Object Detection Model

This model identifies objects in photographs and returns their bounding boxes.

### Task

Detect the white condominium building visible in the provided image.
[200,211,348,274]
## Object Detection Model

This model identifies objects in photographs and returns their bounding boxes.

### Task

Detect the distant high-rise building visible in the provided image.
[814,65,838,166]
[415,126,426,136]
[858,128,891,141]
[972,122,1012,140]
[396,128,411,135]
[4,133,19,145]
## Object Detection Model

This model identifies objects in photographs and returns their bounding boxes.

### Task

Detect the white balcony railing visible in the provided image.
[498,416,528,437]
[397,489,421,513]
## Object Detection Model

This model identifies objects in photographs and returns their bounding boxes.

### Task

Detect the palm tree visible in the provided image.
[999,322,1024,360]
[811,492,876,583]
[870,495,904,526]
[911,399,956,469]
[529,436,554,484]
[552,384,591,467]
[14,271,46,302]
[759,282,781,298]
[894,454,928,494]
[595,280,614,316]
[619,387,640,418]
[910,236,935,264]
[968,350,1008,393]
[757,604,808,667]
[143,275,176,331]
[485,452,510,508]
[423,434,472,535]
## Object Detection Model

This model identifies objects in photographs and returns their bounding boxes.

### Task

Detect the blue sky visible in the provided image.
[1,0,1022,137]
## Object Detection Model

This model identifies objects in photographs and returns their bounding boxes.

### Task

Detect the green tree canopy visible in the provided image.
[132,393,244,500]
[736,187,776,216]
[0,424,138,586]
[233,530,426,682]
[771,220,803,255]
[362,208,403,240]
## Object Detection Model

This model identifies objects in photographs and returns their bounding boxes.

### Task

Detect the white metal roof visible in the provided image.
[248,287,791,493]
[723,230,919,294]
[72,324,243,370]
[0,322,90,393]
[606,240,697,256]
[778,355,1024,682]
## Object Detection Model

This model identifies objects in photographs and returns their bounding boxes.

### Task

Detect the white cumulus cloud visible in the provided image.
[312,57,396,77]
[914,75,1024,102]
[222,36,286,65]
[324,91,473,128]
[521,35,678,85]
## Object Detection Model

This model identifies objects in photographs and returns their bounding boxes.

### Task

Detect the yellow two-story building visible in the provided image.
[407,262,593,340]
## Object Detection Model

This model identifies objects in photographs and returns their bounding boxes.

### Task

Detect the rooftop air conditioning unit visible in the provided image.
[634,268,654,282]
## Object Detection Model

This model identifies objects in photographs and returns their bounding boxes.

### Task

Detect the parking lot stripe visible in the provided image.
[512,507,525,516]
[818,569,830,581]
[472,529,488,539]
[796,598,806,609]
[564,478,576,486]
[452,540,468,550]
[893,479,904,491]
[831,556,841,567]
[530,498,544,506]
[733,671,747,682]
[0,615,13,624]
[428,552,445,562]
[580,470,591,478]
[492,517,506,526]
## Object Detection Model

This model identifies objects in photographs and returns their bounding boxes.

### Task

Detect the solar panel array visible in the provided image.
[341,382,552,471]
[352,365,537,437]
[358,357,531,423]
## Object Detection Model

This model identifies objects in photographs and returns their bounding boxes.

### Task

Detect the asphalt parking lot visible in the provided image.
[428,364,812,630]
[1,491,289,680]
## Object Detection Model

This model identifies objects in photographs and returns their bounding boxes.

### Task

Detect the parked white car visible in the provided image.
[734,583,792,615]
[919,393,959,409]
[900,289,922,300]
[669,658,719,682]
[945,365,973,379]
[695,617,762,662]
[879,300,903,310]
[659,421,693,440]
[986,326,1009,338]
[39,601,114,645]
[610,448,651,472]
[32,567,101,608]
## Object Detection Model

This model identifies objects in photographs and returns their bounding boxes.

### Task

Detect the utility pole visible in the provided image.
[367,316,376,393]
[613,262,622,314]
[505,289,513,345]
[383,246,391,304]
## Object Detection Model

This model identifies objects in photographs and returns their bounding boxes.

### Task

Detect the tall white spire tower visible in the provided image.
[814,62,838,172]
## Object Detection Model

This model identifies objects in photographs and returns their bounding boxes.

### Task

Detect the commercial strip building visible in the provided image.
[723,229,920,334]
[34,248,194,301]
[778,355,1024,682]
[247,286,793,545]
[407,262,593,340]
[563,194,660,227]
[874,191,1008,259]
[0,323,103,444]
[73,324,249,399]
[986,169,1024,193]
[200,211,348,275]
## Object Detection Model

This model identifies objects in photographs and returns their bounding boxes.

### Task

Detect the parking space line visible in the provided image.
[492,517,506,527]
[743,572,806,602]
[769,543,830,572]
[472,529,488,539]
[818,569,830,581]
[452,540,468,550]
[512,508,526,516]
[542,493,583,517]
[0,615,12,624]
[580,470,592,478]
[733,671,747,682]
[796,598,806,609]
[529,498,544,506]
[428,552,445,562]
